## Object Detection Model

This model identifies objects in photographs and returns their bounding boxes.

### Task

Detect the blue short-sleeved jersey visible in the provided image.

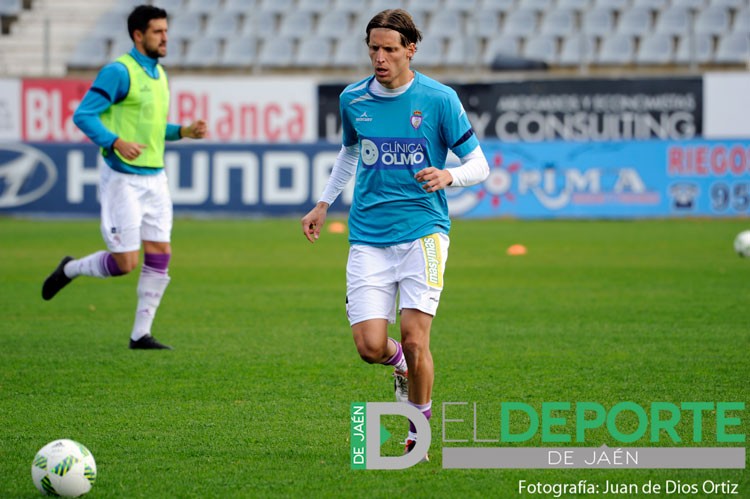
[340,72,479,247]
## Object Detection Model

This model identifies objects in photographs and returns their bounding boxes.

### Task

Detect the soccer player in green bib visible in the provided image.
[301,9,489,460]
[42,5,207,350]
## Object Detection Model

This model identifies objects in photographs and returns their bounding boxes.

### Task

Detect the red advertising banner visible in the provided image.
[21,78,92,142]
[169,77,316,143]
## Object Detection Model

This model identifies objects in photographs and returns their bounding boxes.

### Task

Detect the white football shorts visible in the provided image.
[346,232,450,326]
[99,166,173,253]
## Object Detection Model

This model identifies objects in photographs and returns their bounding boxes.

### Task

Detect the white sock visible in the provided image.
[64,251,110,278]
[130,267,170,341]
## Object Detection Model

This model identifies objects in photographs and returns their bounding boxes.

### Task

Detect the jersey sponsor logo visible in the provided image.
[410,110,423,130]
[356,112,373,122]
[0,143,57,208]
[360,137,428,170]
[420,234,443,288]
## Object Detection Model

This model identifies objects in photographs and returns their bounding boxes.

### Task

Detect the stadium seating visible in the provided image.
[675,33,714,65]
[596,33,636,65]
[654,6,692,36]
[540,8,576,37]
[0,0,742,76]
[0,0,21,16]
[67,37,110,70]
[558,34,597,67]
[218,35,258,67]
[581,8,616,37]
[636,32,675,65]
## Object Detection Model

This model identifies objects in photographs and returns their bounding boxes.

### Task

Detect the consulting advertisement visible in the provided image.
[318,77,703,143]
[1,140,748,218]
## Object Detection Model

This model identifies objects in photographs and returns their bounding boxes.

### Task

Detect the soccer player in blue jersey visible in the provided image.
[301,9,489,460]
[41,5,207,349]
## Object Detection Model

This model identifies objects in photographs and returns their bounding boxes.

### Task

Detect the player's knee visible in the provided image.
[356,347,382,364]
[355,341,389,364]
[401,338,427,359]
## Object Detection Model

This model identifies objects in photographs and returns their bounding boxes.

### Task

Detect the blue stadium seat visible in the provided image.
[110,36,134,59]
[159,40,186,68]
[596,33,635,64]
[631,0,668,9]
[581,7,615,37]
[558,34,597,67]
[556,0,591,10]
[675,0,706,9]
[695,6,731,36]
[204,11,241,41]
[91,11,128,42]
[297,0,332,14]
[478,0,515,14]
[219,35,258,68]
[443,0,479,13]
[332,39,369,67]
[713,0,744,8]
[68,37,110,70]
[279,11,315,39]
[168,12,203,45]
[294,36,333,67]
[654,6,691,36]
[469,9,502,41]
[540,8,576,37]
[522,34,559,64]
[523,0,554,12]
[482,34,521,64]
[242,10,279,38]
[635,33,674,65]
[256,35,296,68]
[316,10,352,40]
[183,38,221,68]
[184,0,221,16]
[159,0,186,12]
[412,37,445,67]
[593,0,628,10]
[111,0,143,14]
[617,6,653,36]
[223,0,258,16]
[427,10,463,42]
[732,7,750,34]
[715,31,750,64]
[445,36,481,66]
[258,0,294,14]
[332,0,367,15]
[408,0,441,11]
[675,33,714,65]
[501,8,538,37]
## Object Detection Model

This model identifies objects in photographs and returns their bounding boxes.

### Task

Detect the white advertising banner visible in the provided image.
[0,78,21,141]
[704,72,750,139]
[168,76,317,143]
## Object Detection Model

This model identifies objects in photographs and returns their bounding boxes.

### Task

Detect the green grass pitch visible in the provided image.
[1,217,748,498]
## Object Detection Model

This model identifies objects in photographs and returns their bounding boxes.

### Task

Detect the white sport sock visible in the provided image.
[64,251,110,278]
[130,267,170,341]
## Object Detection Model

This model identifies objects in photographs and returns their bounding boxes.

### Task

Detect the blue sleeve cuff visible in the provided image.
[166,124,182,141]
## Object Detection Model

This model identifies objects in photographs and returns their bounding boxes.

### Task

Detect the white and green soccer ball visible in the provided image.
[31,439,96,497]
[734,230,750,258]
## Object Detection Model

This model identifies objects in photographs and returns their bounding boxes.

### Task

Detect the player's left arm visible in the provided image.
[415,93,489,192]
[166,120,207,141]
[415,146,489,192]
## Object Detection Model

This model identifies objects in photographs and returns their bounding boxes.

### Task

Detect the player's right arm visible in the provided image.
[300,143,359,243]
[72,62,145,159]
